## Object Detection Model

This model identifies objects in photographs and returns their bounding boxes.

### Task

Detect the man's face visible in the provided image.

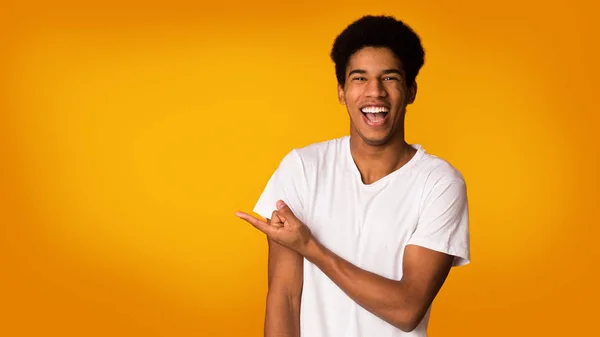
[338,47,416,146]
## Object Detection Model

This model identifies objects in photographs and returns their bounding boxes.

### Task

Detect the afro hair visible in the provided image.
[330,15,425,87]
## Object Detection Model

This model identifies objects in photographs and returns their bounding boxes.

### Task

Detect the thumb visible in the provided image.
[276,200,296,220]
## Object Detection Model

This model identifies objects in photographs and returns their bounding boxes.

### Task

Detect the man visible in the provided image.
[235,15,470,337]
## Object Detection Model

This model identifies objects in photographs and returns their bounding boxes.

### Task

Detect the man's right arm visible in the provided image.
[264,218,304,337]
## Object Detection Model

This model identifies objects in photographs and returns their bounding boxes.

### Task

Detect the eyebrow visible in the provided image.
[382,69,403,75]
[348,69,403,76]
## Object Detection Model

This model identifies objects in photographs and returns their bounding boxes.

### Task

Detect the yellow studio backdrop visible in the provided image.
[1,1,598,336]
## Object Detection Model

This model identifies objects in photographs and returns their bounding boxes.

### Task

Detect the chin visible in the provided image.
[357,131,393,146]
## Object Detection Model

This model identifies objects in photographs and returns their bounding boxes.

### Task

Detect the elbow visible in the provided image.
[393,321,419,333]
[391,309,426,333]
[396,322,420,333]
[266,290,302,311]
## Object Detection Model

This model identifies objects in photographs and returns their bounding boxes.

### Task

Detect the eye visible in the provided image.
[352,76,367,82]
[383,76,400,81]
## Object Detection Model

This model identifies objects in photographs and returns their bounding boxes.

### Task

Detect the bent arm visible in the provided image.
[264,219,304,337]
[304,240,453,332]
[299,178,467,331]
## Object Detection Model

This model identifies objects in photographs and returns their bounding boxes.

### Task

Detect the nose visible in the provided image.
[365,79,387,98]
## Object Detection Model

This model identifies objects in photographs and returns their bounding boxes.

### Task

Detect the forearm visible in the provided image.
[302,239,418,331]
[264,291,301,337]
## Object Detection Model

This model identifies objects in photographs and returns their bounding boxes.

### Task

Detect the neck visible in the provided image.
[349,130,416,185]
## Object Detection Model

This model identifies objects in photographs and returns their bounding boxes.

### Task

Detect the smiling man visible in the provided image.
[236,15,470,337]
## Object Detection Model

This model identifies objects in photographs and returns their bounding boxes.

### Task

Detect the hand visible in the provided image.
[235,200,314,255]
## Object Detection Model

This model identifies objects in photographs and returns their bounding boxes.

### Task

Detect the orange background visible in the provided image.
[1,1,598,336]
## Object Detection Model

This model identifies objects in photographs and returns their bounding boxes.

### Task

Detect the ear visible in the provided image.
[407,81,418,104]
[337,84,346,105]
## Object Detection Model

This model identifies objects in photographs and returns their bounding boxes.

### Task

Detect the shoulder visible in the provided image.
[291,136,348,167]
[273,136,347,177]
[414,148,466,185]
[410,147,468,204]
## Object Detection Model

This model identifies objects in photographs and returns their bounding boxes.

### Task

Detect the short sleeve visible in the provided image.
[407,179,470,266]
[253,149,308,223]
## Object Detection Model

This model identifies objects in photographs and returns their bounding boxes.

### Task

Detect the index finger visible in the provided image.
[235,211,276,236]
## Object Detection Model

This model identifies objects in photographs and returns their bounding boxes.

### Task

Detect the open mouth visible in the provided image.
[360,106,389,125]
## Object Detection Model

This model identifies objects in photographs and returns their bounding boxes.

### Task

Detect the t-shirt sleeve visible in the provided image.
[407,178,471,267]
[253,149,307,223]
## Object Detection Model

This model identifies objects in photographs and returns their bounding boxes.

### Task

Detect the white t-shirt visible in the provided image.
[253,135,470,337]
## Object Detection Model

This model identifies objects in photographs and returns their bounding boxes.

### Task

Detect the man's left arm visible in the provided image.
[236,178,469,333]
[302,237,453,332]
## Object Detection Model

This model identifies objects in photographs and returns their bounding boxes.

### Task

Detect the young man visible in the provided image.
[236,15,470,337]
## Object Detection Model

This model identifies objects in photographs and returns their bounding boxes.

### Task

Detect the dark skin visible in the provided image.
[340,47,418,184]
[236,47,454,335]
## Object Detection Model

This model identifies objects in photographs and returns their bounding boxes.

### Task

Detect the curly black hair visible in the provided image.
[330,15,425,87]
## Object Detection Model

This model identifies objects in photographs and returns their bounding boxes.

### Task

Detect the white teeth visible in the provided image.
[361,106,389,113]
